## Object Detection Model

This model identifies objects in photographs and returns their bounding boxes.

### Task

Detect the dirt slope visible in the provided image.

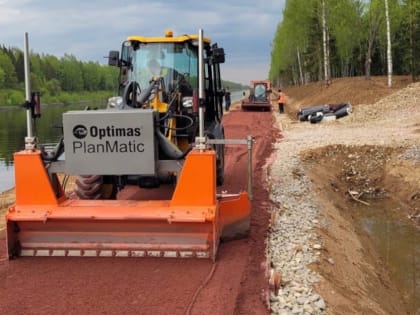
[284,75,413,110]
[269,75,419,315]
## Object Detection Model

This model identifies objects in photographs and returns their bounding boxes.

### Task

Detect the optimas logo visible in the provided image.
[73,125,88,139]
[72,125,142,140]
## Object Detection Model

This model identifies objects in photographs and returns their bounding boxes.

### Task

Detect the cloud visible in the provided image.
[1,0,285,85]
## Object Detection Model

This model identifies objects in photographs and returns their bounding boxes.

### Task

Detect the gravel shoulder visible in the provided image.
[268,78,419,314]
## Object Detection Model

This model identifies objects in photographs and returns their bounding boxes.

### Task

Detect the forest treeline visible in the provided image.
[269,0,420,86]
[0,46,119,106]
[0,45,246,107]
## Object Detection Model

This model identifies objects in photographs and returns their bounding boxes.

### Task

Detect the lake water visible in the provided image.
[0,101,107,192]
[0,91,246,192]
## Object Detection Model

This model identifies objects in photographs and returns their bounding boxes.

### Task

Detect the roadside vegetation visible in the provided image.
[0,45,246,107]
[270,0,420,86]
[0,48,118,106]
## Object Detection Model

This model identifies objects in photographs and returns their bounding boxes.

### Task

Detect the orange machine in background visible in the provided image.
[241,80,272,111]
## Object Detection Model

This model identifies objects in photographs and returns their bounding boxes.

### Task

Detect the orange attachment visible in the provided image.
[13,151,66,205]
[6,149,250,260]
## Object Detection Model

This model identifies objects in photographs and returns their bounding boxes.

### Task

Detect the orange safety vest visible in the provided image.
[278,92,286,103]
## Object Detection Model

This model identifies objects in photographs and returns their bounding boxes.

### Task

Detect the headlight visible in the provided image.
[107,96,123,109]
[182,96,193,108]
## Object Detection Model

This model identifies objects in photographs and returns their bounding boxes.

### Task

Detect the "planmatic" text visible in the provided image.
[73,140,145,153]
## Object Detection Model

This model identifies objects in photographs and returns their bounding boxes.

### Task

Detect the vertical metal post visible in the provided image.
[247,135,253,200]
[196,29,205,150]
[23,32,36,150]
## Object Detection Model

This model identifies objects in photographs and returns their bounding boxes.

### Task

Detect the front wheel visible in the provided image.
[215,132,225,186]
[75,175,117,200]
[206,125,225,186]
[216,150,225,186]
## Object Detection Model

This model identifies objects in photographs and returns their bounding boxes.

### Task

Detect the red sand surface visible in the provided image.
[0,107,278,315]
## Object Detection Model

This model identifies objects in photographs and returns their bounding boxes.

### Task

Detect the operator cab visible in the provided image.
[107,31,226,137]
[120,41,196,96]
[253,82,269,102]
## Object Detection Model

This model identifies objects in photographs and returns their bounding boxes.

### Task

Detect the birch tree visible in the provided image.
[321,0,330,84]
[385,0,393,87]
[296,46,304,85]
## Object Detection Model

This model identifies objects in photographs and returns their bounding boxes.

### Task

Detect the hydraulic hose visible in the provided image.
[137,78,159,105]
[123,78,160,107]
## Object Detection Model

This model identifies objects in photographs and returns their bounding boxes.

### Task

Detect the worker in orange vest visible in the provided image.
[278,89,286,113]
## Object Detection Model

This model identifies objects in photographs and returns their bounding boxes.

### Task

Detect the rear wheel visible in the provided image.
[75,175,117,200]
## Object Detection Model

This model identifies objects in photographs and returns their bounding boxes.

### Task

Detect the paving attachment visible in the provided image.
[6,146,252,261]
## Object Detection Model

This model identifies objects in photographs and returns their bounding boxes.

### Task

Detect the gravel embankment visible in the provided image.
[268,82,420,314]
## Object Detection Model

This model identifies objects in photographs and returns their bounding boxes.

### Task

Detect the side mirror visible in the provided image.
[108,50,120,66]
[213,47,225,64]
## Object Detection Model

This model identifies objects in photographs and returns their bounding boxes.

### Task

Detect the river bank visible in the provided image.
[0,188,14,230]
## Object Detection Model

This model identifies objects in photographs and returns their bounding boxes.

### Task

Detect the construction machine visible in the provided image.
[241,80,272,111]
[5,30,252,260]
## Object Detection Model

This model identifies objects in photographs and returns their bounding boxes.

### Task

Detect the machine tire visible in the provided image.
[216,149,225,186]
[216,130,225,186]
[123,81,141,108]
[75,175,117,200]
[206,126,225,186]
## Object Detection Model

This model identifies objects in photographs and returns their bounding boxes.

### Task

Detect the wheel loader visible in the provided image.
[241,80,272,111]
[5,30,252,260]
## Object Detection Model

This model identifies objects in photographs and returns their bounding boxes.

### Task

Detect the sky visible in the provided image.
[0,0,285,85]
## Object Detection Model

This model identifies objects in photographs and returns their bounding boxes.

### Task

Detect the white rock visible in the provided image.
[315,298,326,310]
[313,244,322,250]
